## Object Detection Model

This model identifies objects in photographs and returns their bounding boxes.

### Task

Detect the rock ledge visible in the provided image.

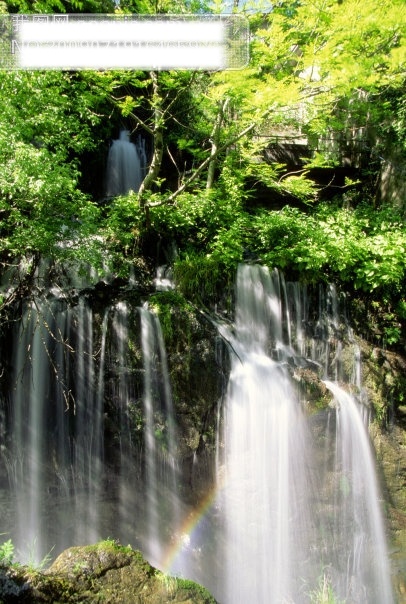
[0,541,217,604]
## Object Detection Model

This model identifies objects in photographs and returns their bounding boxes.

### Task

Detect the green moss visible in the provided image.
[174,576,217,602]
[23,541,219,603]
[83,539,134,556]
[172,254,231,307]
[149,290,196,349]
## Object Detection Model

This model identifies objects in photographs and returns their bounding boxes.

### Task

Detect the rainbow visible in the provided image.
[162,481,222,573]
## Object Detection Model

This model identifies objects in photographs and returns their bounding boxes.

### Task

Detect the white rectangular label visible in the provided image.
[0,15,249,70]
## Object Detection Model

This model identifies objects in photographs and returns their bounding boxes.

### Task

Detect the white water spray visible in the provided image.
[11,301,48,563]
[219,265,316,603]
[201,264,393,604]
[105,130,143,196]
[323,380,394,603]
[140,306,179,568]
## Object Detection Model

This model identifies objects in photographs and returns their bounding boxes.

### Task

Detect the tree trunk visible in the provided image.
[138,71,164,209]
[206,98,229,190]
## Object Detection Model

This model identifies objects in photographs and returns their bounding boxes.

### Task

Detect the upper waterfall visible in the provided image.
[105,130,144,197]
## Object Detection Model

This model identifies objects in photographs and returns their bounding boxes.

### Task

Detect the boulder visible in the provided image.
[0,541,217,604]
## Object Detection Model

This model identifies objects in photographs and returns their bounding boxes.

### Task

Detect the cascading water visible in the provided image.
[169,264,394,604]
[223,351,315,602]
[105,130,144,197]
[217,265,317,603]
[1,288,181,564]
[73,297,104,547]
[323,380,393,603]
[5,296,106,561]
[0,263,395,604]
[110,300,134,539]
[6,296,100,561]
[10,299,50,563]
[140,306,179,568]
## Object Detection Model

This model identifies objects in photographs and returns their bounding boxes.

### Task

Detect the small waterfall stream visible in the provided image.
[323,380,393,603]
[11,299,49,563]
[111,300,133,540]
[105,130,144,196]
[140,306,179,567]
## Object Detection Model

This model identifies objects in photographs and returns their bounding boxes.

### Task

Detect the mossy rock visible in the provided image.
[0,541,217,604]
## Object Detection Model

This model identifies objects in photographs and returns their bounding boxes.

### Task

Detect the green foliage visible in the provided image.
[4,0,114,13]
[157,195,406,318]
[149,290,194,344]
[0,71,109,268]
[0,537,56,570]
[0,539,15,566]
[171,575,217,603]
[173,253,227,305]
[23,542,55,572]
[384,325,401,346]
[119,0,211,13]
[235,202,406,295]
[150,188,244,252]
[0,0,403,347]
[276,173,317,203]
[101,192,144,274]
[308,572,344,604]
[208,0,405,181]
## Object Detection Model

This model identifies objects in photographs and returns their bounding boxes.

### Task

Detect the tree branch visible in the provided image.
[206,97,230,190]
[146,110,272,208]
[137,71,164,208]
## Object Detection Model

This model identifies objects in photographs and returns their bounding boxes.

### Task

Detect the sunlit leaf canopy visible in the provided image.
[0,0,405,342]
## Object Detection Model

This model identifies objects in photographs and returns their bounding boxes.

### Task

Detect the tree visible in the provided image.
[0,70,111,310]
[3,0,114,13]
[0,0,405,322]
[104,0,404,211]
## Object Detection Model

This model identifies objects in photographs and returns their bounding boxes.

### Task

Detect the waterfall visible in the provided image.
[219,265,317,603]
[73,297,103,546]
[110,301,134,539]
[323,380,393,603]
[0,264,395,604]
[168,264,394,604]
[11,300,50,563]
[105,130,143,197]
[6,297,107,561]
[2,288,180,566]
[215,265,394,604]
[140,306,179,568]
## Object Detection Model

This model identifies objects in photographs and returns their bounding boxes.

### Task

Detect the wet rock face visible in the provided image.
[0,541,218,603]
[370,419,406,599]
[1,277,405,600]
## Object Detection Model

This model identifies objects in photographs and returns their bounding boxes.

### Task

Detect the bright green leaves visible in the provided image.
[117,95,142,117]
[102,192,143,257]
[252,203,406,293]
[3,0,115,13]
[167,198,406,299]
[0,72,101,159]
[0,70,105,264]
[222,0,406,175]
[0,539,14,567]
[354,230,406,291]
[320,0,405,90]
[0,136,93,258]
